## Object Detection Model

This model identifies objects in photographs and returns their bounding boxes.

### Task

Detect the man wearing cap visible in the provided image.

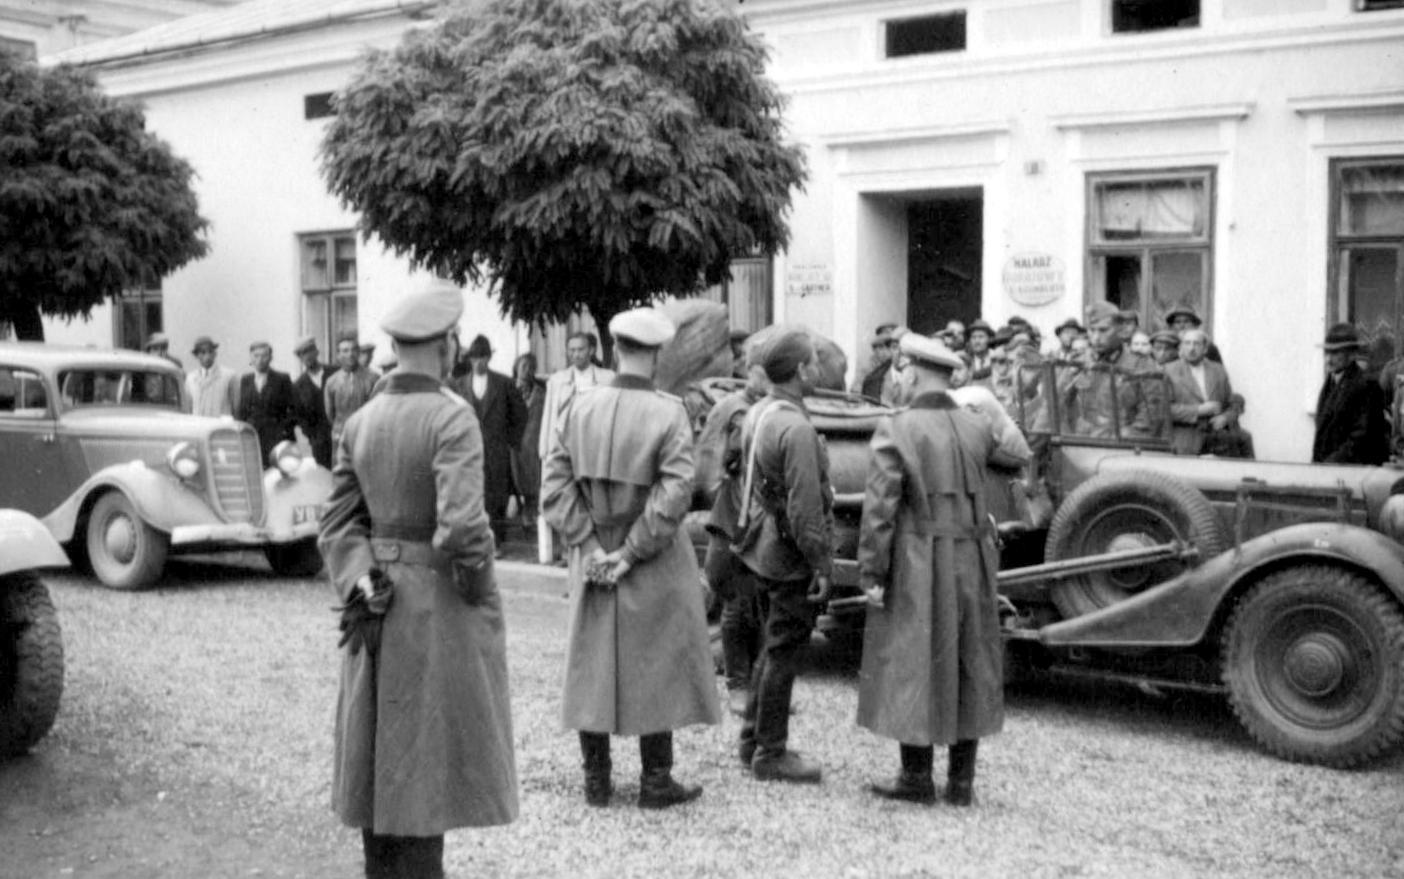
[538,331,615,562]
[291,336,333,468]
[318,278,517,877]
[1062,301,1162,440]
[732,328,835,784]
[454,335,526,548]
[857,333,1030,807]
[1164,305,1224,365]
[144,333,184,373]
[237,342,296,466]
[326,332,379,448]
[542,307,719,809]
[184,336,239,417]
[1314,323,1388,465]
[963,319,995,385]
[1051,318,1084,362]
[1150,329,1181,366]
[856,323,899,400]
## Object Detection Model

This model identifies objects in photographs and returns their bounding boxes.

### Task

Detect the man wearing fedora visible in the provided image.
[455,335,526,549]
[184,335,238,417]
[144,332,184,373]
[291,336,333,468]
[1314,323,1389,465]
[963,319,995,385]
[1163,305,1224,365]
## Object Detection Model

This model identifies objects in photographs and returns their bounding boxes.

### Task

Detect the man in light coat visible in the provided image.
[184,336,238,417]
[318,280,517,877]
[856,333,1031,806]
[542,307,719,809]
[537,331,615,561]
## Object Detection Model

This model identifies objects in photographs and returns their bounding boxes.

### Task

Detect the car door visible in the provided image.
[0,365,73,518]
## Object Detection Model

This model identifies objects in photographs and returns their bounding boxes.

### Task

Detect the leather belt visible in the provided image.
[370,537,448,568]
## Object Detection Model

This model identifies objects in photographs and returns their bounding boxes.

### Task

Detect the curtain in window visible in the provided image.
[1339,165,1404,237]
[1096,180,1205,240]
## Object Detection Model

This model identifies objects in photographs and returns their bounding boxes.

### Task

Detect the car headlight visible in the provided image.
[1381,494,1404,545]
[271,440,303,477]
[166,441,201,479]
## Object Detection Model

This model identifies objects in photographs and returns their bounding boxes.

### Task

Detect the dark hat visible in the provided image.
[1118,309,1140,327]
[991,325,1016,348]
[381,279,463,342]
[899,333,963,371]
[609,308,675,347]
[190,335,217,353]
[762,329,814,383]
[1321,323,1364,351]
[967,319,994,338]
[1084,301,1122,326]
[1164,305,1203,327]
[1150,329,1180,347]
[466,334,493,359]
[144,332,170,350]
[1007,315,1031,328]
[871,325,897,346]
[293,335,317,356]
[1055,317,1084,335]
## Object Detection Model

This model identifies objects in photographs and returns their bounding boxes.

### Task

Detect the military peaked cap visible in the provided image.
[381,279,464,342]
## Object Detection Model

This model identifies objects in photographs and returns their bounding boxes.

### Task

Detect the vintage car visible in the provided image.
[690,361,1404,768]
[0,509,69,757]
[0,343,332,589]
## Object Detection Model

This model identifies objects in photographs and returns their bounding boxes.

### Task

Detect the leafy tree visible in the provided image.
[0,54,208,341]
[322,0,806,337]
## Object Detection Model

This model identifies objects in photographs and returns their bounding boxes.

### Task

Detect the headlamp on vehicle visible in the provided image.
[271,440,304,477]
[165,441,201,479]
[1381,493,1404,546]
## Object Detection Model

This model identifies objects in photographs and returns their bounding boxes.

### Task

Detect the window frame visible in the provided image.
[1327,156,1404,354]
[1084,166,1216,332]
[298,230,359,358]
[883,10,967,58]
[1109,0,1201,34]
[113,286,163,351]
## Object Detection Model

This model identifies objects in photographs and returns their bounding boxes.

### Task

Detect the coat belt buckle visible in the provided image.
[371,539,401,562]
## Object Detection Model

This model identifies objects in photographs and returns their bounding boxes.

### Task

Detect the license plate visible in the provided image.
[293,504,325,525]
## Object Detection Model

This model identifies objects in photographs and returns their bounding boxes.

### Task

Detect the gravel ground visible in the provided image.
[3,557,1402,879]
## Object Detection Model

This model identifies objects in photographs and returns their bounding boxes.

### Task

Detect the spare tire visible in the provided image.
[1045,469,1228,618]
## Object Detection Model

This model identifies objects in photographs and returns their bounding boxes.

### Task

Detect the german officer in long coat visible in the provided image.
[856,333,1030,806]
[318,280,517,877]
[541,307,720,809]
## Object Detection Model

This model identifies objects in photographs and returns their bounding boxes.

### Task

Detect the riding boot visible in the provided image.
[397,835,445,879]
[638,732,703,809]
[945,739,978,807]
[580,731,613,807]
[869,743,936,804]
[362,829,393,879]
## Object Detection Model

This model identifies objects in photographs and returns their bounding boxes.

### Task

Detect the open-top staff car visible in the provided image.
[691,361,1404,768]
[0,343,331,589]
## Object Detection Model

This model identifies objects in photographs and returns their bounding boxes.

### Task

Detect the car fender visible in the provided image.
[262,459,334,540]
[0,509,70,575]
[41,462,223,542]
[1037,522,1404,649]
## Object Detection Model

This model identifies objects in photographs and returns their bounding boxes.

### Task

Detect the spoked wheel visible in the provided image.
[1222,566,1404,767]
[86,492,168,590]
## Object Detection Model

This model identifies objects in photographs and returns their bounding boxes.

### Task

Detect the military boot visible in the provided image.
[869,743,937,804]
[580,732,613,808]
[751,748,822,784]
[945,739,978,807]
[638,732,703,809]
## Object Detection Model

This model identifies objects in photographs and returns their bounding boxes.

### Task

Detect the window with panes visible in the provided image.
[1086,169,1214,332]
[114,287,163,351]
[1329,158,1404,368]
[300,232,358,356]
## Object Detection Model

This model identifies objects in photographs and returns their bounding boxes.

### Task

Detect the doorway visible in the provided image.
[907,192,983,335]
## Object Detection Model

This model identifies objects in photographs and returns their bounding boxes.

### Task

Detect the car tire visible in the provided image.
[0,573,64,757]
[263,539,324,578]
[86,492,168,590]
[1044,469,1228,618]
[1222,566,1404,768]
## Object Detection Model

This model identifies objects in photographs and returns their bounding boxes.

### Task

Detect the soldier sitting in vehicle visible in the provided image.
[1061,302,1164,440]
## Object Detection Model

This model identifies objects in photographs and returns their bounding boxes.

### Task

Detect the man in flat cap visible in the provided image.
[542,307,719,809]
[538,330,616,562]
[857,333,1030,807]
[144,332,184,373]
[1051,318,1084,362]
[732,328,835,784]
[855,323,899,401]
[291,336,333,468]
[1149,329,1181,366]
[453,334,526,549]
[319,278,517,877]
[237,341,296,465]
[184,335,239,417]
[1061,301,1162,440]
[1314,323,1388,465]
[963,320,995,384]
[326,331,379,449]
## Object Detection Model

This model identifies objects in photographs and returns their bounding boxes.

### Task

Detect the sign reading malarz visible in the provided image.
[1003,252,1065,307]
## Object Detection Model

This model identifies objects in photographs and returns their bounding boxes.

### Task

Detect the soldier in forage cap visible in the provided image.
[319,278,517,878]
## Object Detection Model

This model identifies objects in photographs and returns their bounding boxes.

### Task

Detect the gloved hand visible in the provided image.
[806,573,833,605]
[335,569,393,658]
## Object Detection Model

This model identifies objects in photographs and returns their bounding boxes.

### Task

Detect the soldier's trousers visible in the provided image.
[740,578,817,755]
[721,573,765,690]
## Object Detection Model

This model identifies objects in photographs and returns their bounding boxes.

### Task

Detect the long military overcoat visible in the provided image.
[541,374,721,735]
[318,372,518,836]
[856,391,1031,746]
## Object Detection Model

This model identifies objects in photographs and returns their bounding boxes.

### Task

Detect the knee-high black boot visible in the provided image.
[362,829,393,879]
[396,835,445,879]
[868,743,936,804]
[638,732,703,809]
[946,739,978,807]
[580,731,612,807]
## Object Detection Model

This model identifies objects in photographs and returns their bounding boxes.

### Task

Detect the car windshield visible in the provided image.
[58,369,182,411]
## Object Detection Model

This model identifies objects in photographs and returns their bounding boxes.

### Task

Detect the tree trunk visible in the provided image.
[7,302,45,341]
[590,304,617,368]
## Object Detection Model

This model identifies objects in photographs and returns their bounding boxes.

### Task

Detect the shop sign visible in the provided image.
[787,264,832,298]
[1003,252,1065,307]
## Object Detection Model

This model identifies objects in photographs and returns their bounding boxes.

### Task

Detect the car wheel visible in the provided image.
[0,573,64,757]
[263,539,324,578]
[86,492,168,590]
[1044,469,1228,618]
[1222,566,1404,768]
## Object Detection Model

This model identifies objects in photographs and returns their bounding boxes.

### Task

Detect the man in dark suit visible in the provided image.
[1314,323,1389,465]
[237,341,296,466]
[1165,329,1253,458]
[291,336,333,468]
[455,335,526,547]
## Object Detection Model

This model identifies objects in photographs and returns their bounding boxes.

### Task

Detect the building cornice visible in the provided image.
[1051,103,1254,130]
[821,119,1011,147]
[1289,89,1404,116]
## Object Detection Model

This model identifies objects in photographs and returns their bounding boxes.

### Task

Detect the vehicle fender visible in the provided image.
[41,462,222,542]
[0,509,70,575]
[1037,522,1404,649]
[262,459,334,536]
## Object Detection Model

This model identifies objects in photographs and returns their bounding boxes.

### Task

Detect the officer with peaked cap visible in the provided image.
[543,307,720,809]
[319,278,518,878]
[856,332,1030,807]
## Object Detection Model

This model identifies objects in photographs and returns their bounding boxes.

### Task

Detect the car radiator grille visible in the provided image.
[207,428,265,525]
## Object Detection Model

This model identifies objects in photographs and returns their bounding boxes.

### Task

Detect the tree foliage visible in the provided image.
[321,0,806,330]
[0,54,208,340]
